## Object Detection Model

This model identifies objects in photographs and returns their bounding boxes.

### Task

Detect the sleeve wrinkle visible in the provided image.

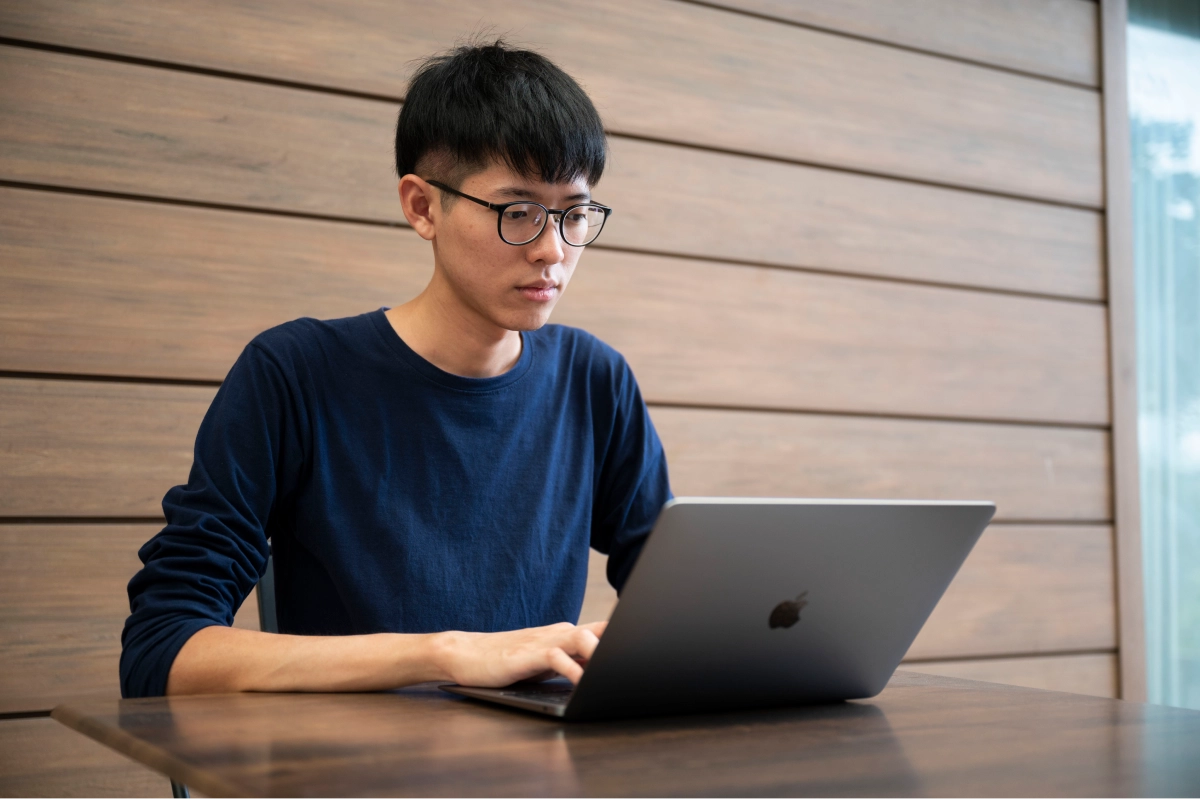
[590,356,672,593]
[121,341,302,698]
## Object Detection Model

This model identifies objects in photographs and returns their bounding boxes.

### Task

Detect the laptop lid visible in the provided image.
[449,498,995,720]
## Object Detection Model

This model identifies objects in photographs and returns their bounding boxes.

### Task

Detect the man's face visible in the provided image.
[426,162,592,333]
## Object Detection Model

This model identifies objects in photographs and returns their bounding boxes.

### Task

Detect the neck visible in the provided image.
[385,271,522,379]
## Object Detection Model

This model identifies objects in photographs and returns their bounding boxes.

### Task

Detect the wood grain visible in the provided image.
[602,138,1105,300]
[50,673,1200,797]
[0,524,260,714]
[906,652,1118,698]
[0,188,422,380]
[0,1,1126,775]
[0,716,168,798]
[0,380,216,518]
[0,79,1105,301]
[0,3,1103,204]
[710,0,1100,85]
[0,380,1110,521]
[655,407,1111,521]
[560,250,1111,425]
[0,190,1111,424]
[0,46,402,222]
[906,525,1116,660]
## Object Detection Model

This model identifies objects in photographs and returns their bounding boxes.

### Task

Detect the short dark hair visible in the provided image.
[394,39,607,191]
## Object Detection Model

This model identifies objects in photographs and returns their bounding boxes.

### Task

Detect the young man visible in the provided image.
[119,41,672,698]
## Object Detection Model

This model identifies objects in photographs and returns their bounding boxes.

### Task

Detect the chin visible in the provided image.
[500,309,555,332]
[512,315,552,332]
[489,302,554,333]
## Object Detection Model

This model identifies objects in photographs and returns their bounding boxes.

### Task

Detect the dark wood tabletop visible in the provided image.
[52,671,1200,797]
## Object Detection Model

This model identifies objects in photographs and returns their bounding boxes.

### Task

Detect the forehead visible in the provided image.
[462,161,592,201]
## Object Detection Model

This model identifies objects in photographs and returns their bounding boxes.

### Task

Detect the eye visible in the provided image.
[504,209,528,221]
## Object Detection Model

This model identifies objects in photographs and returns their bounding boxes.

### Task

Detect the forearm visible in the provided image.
[166,625,450,695]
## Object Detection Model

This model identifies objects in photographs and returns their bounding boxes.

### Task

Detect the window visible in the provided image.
[1129,0,1200,710]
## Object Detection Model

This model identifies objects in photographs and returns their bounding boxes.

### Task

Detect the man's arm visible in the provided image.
[590,354,673,592]
[166,621,607,694]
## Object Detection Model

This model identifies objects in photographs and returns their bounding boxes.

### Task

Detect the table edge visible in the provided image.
[52,702,243,798]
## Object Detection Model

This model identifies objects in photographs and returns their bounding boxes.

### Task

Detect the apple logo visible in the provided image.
[769,591,809,629]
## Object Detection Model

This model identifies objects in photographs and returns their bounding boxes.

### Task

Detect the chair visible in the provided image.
[171,555,276,797]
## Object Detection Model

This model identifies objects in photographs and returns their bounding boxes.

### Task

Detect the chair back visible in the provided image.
[256,555,279,633]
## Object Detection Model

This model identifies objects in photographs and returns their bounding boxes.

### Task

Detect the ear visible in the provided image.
[398,175,438,241]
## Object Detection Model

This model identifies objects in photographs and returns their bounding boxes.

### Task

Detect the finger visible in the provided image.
[580,620,608,638]
[546,647,585,684]
[566,627,601,661]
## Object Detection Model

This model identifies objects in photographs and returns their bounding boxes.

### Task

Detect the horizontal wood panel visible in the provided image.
[655,407,1110,522]
[585,525,1116,660]
[0,2,1103,204]
[710,0,1100,85]
[906,525,1116,659]
[904,653,1118,698]
[563,251,1111,425]
[0,46,401,222]
[0,190,1111,424]
[0,717,168,797]
[0,188,421,380]
[0,380,1110,521]
[0,57,1105,300]
[0,524,259,712]
[604,138,1105,300]
[0,381,215,518]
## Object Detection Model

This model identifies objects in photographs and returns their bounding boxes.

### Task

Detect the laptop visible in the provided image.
[441,497,995,720]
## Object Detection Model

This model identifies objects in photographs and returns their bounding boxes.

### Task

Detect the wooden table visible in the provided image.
[53,672,1200,797]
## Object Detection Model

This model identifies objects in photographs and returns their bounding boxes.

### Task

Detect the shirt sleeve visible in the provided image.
[120,342,305,698]
[589,358,673,593]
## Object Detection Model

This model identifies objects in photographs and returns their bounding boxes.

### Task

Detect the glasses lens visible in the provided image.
[561,205,608,246]
[499,204,546,245]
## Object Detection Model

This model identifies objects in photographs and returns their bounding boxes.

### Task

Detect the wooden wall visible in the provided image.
[0,0,1120,794]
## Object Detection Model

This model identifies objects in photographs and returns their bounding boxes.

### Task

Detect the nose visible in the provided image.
[525,212,566,265]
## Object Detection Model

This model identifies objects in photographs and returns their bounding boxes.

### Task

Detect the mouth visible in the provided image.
[516,283,559,303]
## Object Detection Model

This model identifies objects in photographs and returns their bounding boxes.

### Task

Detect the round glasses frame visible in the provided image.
[425,179,612,247]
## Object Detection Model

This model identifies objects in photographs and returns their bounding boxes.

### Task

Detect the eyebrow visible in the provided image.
[494,185,592,203]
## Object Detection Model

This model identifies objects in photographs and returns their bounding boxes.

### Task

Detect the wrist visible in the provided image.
[424,630,461,682]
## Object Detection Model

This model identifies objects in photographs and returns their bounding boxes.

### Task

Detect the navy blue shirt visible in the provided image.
[120,310,672,698]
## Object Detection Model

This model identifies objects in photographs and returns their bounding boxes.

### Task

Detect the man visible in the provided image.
[120,40,672,698]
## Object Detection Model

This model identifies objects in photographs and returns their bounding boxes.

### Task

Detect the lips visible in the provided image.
[517,283,558,303]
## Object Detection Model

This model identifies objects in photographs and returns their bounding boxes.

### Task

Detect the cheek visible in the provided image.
[558,250,583,290]
[440,220,512,288]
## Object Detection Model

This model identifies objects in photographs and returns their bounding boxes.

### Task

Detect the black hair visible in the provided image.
[394,39,607,190]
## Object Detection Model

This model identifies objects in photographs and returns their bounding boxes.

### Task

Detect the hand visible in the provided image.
[433,621,608,687]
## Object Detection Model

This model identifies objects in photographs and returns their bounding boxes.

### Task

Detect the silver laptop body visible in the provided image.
[442,497,995,720]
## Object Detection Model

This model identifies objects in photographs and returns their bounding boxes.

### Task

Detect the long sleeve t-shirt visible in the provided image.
[120,309,672,698]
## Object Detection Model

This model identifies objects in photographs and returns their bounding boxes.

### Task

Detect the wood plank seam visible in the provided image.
[0,40,1105,211]
[0,371,1114,433]
[0,6,1103,92]
[903,647,1117,665]
[596,132,1105,213]
[0,33,400,104]
[671,0,1102,90]
[0,177,1107,305]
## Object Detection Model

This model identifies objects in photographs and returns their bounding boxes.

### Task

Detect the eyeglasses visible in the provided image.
[425,180,612,247]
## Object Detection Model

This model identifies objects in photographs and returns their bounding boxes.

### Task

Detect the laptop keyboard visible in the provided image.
[501,686,575,705]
